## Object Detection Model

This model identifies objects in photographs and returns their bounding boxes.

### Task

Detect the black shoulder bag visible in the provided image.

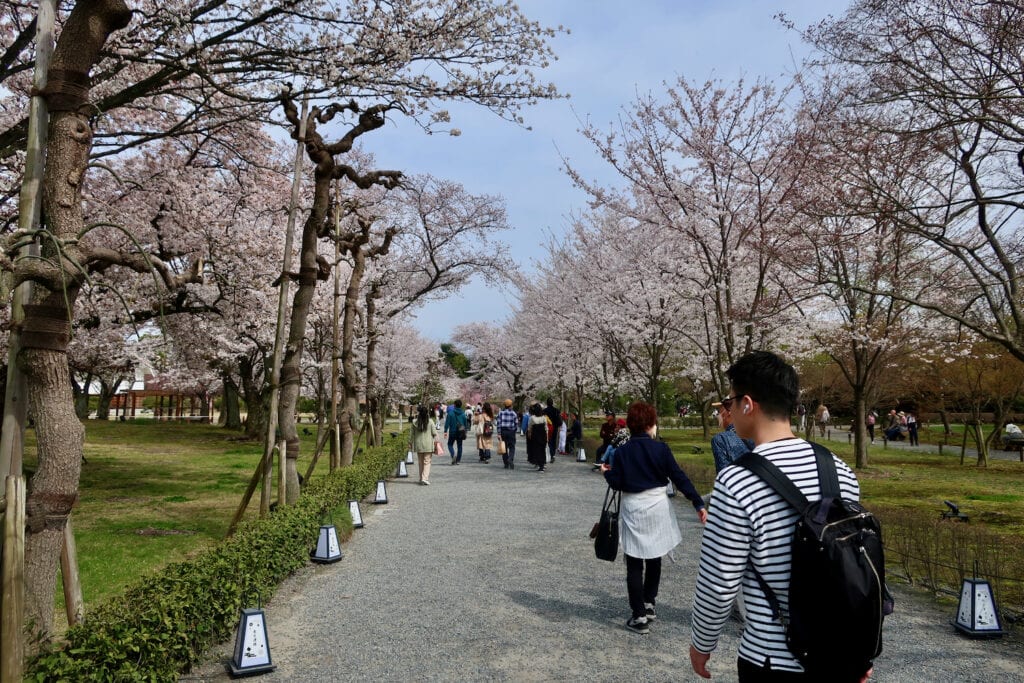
[591,485,620,562]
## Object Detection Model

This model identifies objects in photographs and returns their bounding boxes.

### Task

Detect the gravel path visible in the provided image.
[184,453,1024,682]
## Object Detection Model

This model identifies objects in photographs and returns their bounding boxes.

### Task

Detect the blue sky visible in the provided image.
[367,0,851,342]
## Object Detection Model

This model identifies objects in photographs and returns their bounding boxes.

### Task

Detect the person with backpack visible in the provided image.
[443,399,469,465]
[690,351,880,683]
[475,402,495,463]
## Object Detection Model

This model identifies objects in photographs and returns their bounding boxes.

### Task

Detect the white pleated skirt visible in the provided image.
[619,486,682,559]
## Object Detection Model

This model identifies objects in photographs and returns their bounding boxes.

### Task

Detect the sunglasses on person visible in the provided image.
[720,394,746,411]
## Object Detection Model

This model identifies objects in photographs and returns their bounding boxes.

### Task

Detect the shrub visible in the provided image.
[27,437,405,682]
[877,504,1024,620]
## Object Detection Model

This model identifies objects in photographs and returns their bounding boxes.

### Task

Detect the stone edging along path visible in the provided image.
[184,453,1024,682]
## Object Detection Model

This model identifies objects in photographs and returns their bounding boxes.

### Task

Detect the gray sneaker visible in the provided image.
[644,603,656,621]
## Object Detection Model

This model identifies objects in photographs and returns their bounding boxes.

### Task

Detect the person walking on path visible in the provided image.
[814,403,830,438]
[602,401,706,634]
[544,397,562,462]
[409,405,438,485]
[689,351,869,682]
[526,403,549,472]
[710,399,754,473]
[444,399,469,465]
[497,399,519,469]
[907,410,919,446]
[475,402,495,463]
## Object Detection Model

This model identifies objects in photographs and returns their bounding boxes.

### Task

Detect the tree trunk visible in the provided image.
[22,0,131,641]
[240,355,269,440]
[73,372,91,419]
[339,248,366,467]
[276,167,333,503]
[94,377,121,420]
[221,373,242,429]
[853,385,868,469]
[365,287,382,447]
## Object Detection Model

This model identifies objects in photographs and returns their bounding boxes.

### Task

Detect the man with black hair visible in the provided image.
[543,397,562,462]
[689,351,869,683]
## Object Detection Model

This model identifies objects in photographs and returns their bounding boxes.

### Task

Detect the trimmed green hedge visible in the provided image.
[28,437,405,682]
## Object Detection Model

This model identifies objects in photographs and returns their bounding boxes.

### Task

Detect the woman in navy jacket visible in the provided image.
[602,401,707,634]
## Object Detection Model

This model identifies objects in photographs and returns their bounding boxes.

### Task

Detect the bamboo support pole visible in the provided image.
[261,96,308,515]
[1,476,26,682]
[60,517,84,627]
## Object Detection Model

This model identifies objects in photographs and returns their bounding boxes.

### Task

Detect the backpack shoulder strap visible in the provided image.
[809,441,840,499]
[735,450,809,512]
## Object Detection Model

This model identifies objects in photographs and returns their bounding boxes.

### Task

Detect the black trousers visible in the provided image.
[737,658,809,682]
[624,554,661,618]
[738,658,864,683]
[500,429,516,464]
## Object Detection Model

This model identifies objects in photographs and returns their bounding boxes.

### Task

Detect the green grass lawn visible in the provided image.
[23,418,339,629]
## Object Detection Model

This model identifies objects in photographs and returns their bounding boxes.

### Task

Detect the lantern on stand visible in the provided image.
[373,479,389,504]
[229,594,275,677]
[954,561,1004,637]
[348,499,364,528]
[310,513,343,564]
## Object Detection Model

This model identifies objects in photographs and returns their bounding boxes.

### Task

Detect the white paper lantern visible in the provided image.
[229,607,275,676]
[310,524,343,564]
[406,450,415,464]
[954,577,1004,637]
[576,448,586,462]
[348,499,364,528]
[373,479,388,504]
[396,460,409,478]
[666,480,676,497]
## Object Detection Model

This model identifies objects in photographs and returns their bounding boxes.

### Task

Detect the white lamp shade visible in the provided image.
[577,448,586,462]
[348,499,364,528]
[954,577,1004,636]
[406,450,415,464]
[311,524,343,563]
[229,608,275,675]
[396,460,409,478]
[373,479,388,504]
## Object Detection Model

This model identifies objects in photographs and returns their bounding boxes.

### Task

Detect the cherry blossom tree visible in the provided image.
[566,76,808,407]
[799,0,1024,362]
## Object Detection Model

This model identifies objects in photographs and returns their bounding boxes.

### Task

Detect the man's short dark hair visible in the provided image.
[726,351,799,420]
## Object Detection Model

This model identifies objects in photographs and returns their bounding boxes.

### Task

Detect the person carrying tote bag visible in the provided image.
[602,401,707,635]
[592,485,620,561]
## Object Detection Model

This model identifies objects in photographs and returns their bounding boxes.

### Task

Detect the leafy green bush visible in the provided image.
[876,504,1024,619]
[27,437,405,682]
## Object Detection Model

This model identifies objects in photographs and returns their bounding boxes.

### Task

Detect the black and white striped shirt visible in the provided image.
[690,438,860,672]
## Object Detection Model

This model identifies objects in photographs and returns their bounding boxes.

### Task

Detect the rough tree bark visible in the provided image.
[20,0,132,640]
[278,94,399,495]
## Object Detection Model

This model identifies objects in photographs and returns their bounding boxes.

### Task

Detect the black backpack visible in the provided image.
[737,443,888,679]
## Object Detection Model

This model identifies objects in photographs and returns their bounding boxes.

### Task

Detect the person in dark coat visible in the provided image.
[568,413,583,454]
[602,401,707,634]
[526,403,549,471]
